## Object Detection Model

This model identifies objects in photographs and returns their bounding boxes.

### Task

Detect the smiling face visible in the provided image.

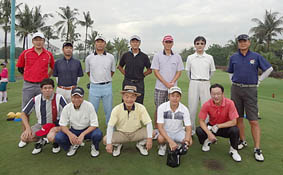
[71,94,84,108]
[122,92,137,108]
[32,37,45,49]
[238,40,251,51]
[95,39,106,51]
[210,87,224,106]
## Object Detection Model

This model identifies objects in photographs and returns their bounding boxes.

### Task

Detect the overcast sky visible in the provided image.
[2,0,283,53]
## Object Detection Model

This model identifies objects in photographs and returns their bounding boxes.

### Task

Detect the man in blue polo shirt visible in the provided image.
[227,34,273,162]
[53,42,84,103]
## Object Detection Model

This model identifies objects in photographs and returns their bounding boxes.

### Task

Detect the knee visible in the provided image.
[196,127,204,136]
[157,135,166,144]
[91,129,103,140]
[249,120,259,127]
[229,126,240,136]
[55,131,65,143]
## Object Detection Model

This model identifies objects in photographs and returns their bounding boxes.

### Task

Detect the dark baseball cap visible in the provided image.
[71,87,84,97]
[62,41,73,48]
[237,34,249,41]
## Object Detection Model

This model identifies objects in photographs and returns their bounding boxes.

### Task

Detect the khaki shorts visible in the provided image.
[112,127,147,144]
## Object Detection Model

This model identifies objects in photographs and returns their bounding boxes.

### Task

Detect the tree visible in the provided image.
[105,41,115,54]
[79,11,94,58]
[250,10,283,51]
[74,43,84,59]
[206,44,230,66]
[113,37,129,64]
[41,26,59,50]
[180,47,194,62]
[86,30,98,53]
[55,6,79,42]
[0,0,10,62]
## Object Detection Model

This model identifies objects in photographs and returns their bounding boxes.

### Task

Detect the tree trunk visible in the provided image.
[84,26,88,59]
[22,36,26,51]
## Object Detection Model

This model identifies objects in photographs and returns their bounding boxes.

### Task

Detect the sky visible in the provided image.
[1,0,283,54]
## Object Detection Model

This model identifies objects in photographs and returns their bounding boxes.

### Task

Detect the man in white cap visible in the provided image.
[17,32,55,148]
[157,86,192,156]
[118,35,152,104]
[104,85,153,157]
[85,35,116,125]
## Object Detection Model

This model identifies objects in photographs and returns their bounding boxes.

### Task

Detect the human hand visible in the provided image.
[106,144,113,153]
[169,141,178,151]
[146,138,153,151]
[211,125,219,134]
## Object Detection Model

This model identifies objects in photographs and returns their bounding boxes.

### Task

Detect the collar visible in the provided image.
[31,47,47,54]
[210,97,226,107]
[130,48,141,55]
[163,50,174,55]
[94,51,107,55]
[165,101,180,113]
[238,49,250,57]
[123,103,135,111]
[194,51,207,57]
[63,57,73,61]
[42,93,54,101]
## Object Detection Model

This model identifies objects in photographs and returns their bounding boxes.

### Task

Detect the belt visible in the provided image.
[25,80,41,84]
[98,81,110,85]
[232,83,257,88]
[125,78,142,83]
[58,86,76,90]
[191,79,209,81]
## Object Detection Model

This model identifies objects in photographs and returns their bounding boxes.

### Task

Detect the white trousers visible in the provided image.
[188,80,211,135]
[56,87,72,103]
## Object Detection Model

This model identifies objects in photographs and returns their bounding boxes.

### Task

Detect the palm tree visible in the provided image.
[67,23,81,44]
[105,41,115,54]
[250,10,283,51]
[74,43,84,59]
[86,30,98,53]
[79,11,94,58]
[0,0,10,62]
[55,6,79,42]
[113,37,129,64]
[41,26,59,50]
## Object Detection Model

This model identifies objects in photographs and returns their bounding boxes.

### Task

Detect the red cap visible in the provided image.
[35,123,55,136]
[163,35,174,42]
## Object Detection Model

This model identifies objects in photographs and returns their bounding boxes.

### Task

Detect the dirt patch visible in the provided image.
[203,159,225,171]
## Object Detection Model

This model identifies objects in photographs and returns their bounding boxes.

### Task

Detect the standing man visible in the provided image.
[17,32,55,148]
[118,35,152,104]
[196,84,241,162]
[53,42,84,103]
[227,34,273,162]
[185,36,216,135]
[85,35,116,125]
[151,35,184,131]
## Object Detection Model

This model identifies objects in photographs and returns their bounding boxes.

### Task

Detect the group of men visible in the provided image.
[16,31,272,163]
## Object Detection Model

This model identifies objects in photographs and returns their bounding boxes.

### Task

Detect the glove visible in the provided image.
[211,125,219,134]
[207,125,212,131]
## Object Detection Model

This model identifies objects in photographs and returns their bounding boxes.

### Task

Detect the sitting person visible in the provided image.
[104,85,153,157]
[19,78,67,154]
[55,87,103,157]
[157,86,192,156]
[196,83,242,162]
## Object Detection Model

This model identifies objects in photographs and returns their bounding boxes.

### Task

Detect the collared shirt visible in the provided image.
[157,101,191,133]
[185,52,215,80]
[119,49,151,80]
[151,50,184,90]
[17,47,55,83]
[59,100,99,130]
[53,57,83,86]
[199,97,239,125]
[108,103,152,133]
[23,93,67,125]
[227,50,272,84]
[85,51,116,83]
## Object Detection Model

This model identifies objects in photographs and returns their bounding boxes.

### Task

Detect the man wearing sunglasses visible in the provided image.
[185,36,216,136]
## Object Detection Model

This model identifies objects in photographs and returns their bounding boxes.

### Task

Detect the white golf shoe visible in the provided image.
[229,146,242,162]
[158,144,166,156]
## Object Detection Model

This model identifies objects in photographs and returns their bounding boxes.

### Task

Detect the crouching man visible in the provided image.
[55,87,103,157]
[104,85,153,157]
[20,78,67,154]
[196,84,241,162]
[157,86,193,156]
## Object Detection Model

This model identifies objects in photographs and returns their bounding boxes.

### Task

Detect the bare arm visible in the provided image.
[143,68,152,77]
[216,118,236,129]
[199,118,216,142]
[117,65,125,75]
[153,70,170,88]
[171,71,182,84]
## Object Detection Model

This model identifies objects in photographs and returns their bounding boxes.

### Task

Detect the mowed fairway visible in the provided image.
[0,68,283,175]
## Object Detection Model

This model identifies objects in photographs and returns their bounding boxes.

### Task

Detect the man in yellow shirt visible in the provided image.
[104,85,153,157]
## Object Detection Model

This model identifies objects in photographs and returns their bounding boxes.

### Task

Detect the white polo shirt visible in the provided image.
[85,52,116,84]
[59,100,99,130]
[185,52,215,80]
[157,101,191,133]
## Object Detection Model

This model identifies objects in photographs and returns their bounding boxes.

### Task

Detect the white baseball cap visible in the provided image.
[32,32,45,40]
[168,86,182,95]
[95,35,106,42]
[130,35,141,41]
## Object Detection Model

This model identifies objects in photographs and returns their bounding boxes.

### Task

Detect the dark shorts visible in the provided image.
[154,89,168,108]
[231,84,258,121]
[0,82,8,91]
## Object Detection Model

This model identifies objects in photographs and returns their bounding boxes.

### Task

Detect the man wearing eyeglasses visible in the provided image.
[185,36,216,136]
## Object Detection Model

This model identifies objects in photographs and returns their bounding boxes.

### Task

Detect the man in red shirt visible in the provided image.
[16,32,55,148]
[196,83,241,162]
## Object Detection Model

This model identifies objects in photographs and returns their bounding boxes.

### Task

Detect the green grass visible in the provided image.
[1,68,283,175]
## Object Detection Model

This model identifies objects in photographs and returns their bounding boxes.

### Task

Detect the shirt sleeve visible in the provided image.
[227,56,234,73]
[150,54,159,70]
[108,106,118,127]
[85,56,90,73]
[144,55,151,69]
[53,61,58,77]
[157,104,164,124]
[198,102,209,121]
[177,54,185,71]
[210,55,216,72]
[111,55,116,72]
[77,61,84,77]
[16,51,26,68]
[119,53,126,67]
[258,54,272,72]
[89,103,99,127]
[183,106,191,126]
[49,53,55,69]
[140,105,152,125]
[59,105,70,126]
[22,98,35,115]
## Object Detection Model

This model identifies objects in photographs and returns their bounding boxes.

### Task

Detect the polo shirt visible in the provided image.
[119,49,151,80]
[151,50,184,90]
[199,97,239,125]
[108,103,152,133]
[227,50,271,84]
[185,52,215,80]
[23,93,67,125]
[0,68,8,82]
[17,47,55,83]
[85,51,116,84]
[59,100,99,130]
[157,101,191,133]
[53,57,84,86]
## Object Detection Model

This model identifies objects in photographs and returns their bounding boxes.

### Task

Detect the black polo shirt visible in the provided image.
[119,50,151,80]
[53,57,84,86]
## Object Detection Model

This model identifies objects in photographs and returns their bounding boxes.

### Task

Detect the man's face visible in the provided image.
[162,41,174,50]
[122,93,137,108]
[32,37,45,49]
[238,40,251,50]
[194,40,206,53]
[95,40,106,51]
[169,92,181,106]
[130,39,141,50]
[41,84,54,98]
[71,95,84,108]
[62,46,73,57]
[210,87,224,105]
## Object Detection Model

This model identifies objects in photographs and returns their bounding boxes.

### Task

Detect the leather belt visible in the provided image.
[232,83,257,88]
[98,81,110,85]
[191,79,209,81]
[126,78,142,83]
[58,86,76,90]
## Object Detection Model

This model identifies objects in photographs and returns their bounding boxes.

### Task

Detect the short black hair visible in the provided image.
[210,83,224,93]
[194,36,206,45]
[40,78,55,88]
